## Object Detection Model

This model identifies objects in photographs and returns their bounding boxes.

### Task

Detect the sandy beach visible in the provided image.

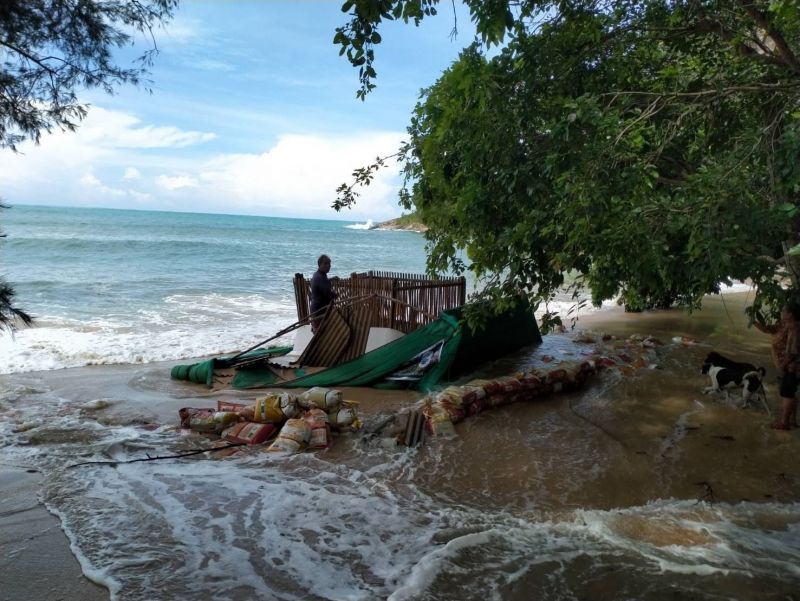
[3,291,799,601]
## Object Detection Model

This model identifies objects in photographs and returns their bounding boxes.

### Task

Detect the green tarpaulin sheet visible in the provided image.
[170,345,292,387]
[172,303,541,391]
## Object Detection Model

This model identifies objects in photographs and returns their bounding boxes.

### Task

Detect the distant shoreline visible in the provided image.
[370,217,428,233]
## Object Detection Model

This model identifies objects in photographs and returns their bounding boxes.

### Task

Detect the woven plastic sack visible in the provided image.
[267,418,311,453]
[298,387,342,411]
[303,408,333,450]
[217,400,249,413]
[432,399,465,423]
[241,393,298,424]
[179,408,239,433]
[328,402,359,430]
[222,422,277,445]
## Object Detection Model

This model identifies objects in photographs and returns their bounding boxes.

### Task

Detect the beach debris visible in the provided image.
[79,399,115,411]
[672,335,701,346]
[694,481,717,505]
[574,330,616,344]
[67,444,247,468]
[175,388,361,457]
[11,420,43,433]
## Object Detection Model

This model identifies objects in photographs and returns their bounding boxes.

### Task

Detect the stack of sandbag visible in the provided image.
[298,387,361,432]
[419,360,597,439]
[267,387,361,453]
[208,400,277,446]
[177,388,362,455]
[217,394,300,450]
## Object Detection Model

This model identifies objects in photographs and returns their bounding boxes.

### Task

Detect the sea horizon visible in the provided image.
[0,205,430,374]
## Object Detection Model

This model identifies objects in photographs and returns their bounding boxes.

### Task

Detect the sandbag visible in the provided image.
[436,385,485,406]
[516,373,543,392]
[428,394,466,423]
[488,375,523,394]
[178,408,240,433]
[217,400,249,413]
[465,397,487,416]
[222,421,278,445]
[327,402,360,430]
[267,418,311,453]
[240,393,299,424]
[422,401,457,438]
[302,408,333,450]
[298,387,342,411]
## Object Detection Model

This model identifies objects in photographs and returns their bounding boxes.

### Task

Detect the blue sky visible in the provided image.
[0,1,476,221]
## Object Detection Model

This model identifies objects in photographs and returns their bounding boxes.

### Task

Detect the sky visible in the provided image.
[0,1,477,222]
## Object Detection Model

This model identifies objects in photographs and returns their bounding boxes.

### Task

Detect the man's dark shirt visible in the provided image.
[310,270,335,315]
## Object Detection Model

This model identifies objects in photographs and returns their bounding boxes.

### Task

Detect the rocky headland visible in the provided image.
[370,216,428,233]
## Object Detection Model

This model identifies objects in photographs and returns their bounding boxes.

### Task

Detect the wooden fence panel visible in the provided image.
[293,271,466,332]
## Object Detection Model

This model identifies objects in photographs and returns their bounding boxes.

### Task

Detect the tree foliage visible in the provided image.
[0,203,32,333]
[334,0,800,325]
[0,0,178,150]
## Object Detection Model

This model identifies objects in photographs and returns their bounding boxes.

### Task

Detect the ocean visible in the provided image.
[0,205,435,374]
[1,205,799,601]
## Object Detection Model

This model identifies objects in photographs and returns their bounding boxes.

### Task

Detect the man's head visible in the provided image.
[317,254,331,274]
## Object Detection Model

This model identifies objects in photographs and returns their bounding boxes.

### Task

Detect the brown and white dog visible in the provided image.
[701,351,766,408]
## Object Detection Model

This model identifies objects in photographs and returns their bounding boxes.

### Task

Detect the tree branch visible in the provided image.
[738,0,800,75]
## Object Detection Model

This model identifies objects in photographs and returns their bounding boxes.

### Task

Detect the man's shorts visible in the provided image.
[780,371,800,398]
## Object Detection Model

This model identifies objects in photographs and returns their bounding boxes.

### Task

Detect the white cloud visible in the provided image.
[35,107,215,150]
[158,15,202,44]
[76,109,215,148]
[129,190,154,204]
[0,106,406,220]
[155,174,199,190]
[192,133,405,217]
[80,172,125,197]
[191,58,237,72]
[79,171,147,202]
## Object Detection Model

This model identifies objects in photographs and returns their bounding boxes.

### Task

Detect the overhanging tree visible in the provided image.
[334,0,800,326]
[0,0,177,331]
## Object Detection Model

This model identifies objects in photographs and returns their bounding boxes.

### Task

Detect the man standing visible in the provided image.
[310,254,337,332]
[755,302,800,429]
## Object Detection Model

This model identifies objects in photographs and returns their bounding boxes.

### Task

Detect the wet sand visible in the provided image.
[2,291,798,600]
[0,468,108,601]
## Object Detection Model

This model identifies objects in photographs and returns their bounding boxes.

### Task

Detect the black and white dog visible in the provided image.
[701,351,766,408]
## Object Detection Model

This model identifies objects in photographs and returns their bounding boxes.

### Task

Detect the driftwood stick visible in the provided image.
[67,443,246,468]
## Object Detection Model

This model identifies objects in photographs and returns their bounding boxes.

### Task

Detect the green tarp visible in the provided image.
[171,303,541,391]
[170,345,292,387]
[233,310,462,390]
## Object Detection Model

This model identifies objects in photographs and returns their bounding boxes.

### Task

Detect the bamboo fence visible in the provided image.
[292,271,466,333]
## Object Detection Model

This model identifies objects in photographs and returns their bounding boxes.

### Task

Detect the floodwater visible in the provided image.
[2,293,800,601]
